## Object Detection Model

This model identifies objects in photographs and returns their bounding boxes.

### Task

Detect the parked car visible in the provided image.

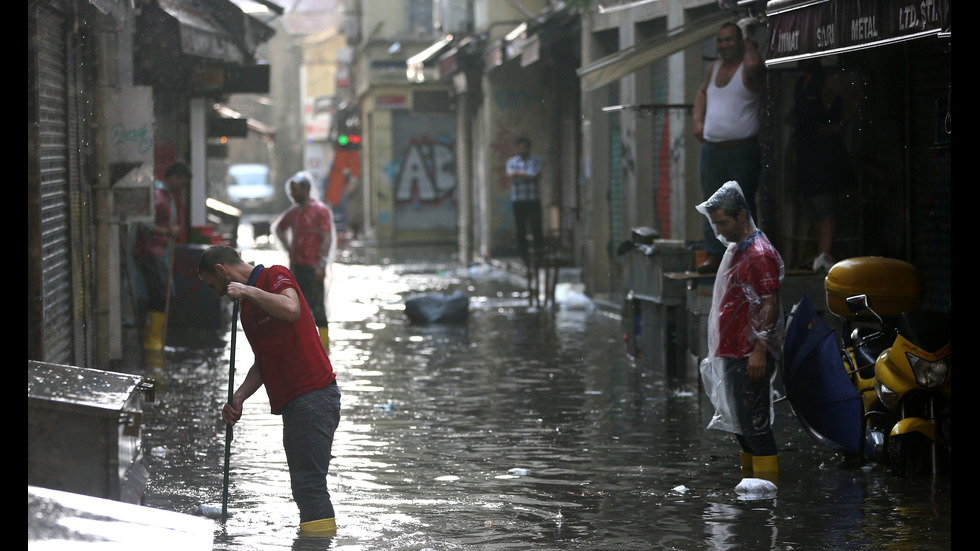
[225,163,276,213]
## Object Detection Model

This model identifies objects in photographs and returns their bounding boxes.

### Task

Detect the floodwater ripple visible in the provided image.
[139,253,950,550]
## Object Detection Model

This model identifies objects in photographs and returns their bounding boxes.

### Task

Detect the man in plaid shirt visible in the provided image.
[506,137,545,262]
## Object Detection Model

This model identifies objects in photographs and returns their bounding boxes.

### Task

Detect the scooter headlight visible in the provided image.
[907,352,949,389]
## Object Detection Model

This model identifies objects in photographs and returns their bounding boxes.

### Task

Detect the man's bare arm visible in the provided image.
[227,283,301,322]
[741,39,764,94]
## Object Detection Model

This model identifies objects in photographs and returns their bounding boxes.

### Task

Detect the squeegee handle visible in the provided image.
[227,299,239,403]
[221,299,240,523]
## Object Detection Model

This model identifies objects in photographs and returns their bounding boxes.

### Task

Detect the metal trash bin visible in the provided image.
[621,240,692,377]
[623,291,687,377]
[625,239,690,302]
[169,243,227,331]
[28,361,155,504]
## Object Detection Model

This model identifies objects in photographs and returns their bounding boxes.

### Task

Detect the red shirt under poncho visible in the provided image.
[716,232,782,358]
[277,200,333,266]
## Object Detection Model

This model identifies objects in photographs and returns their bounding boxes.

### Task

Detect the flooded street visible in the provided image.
[136,243,950,550]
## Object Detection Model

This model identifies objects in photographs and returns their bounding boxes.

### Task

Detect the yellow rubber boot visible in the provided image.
[143,311,166,351]
[299,517,337,538]
[752,455,779,486]
[318,325,330,352]
[740,451,754,478]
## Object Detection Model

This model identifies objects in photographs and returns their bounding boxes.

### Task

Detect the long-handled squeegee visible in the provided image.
[221,299,240,523]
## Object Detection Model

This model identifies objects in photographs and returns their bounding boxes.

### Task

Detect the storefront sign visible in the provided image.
[377,95,408,110]
[767,0,950,64]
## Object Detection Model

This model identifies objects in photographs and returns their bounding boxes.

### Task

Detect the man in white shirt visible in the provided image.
[693,22,764,273]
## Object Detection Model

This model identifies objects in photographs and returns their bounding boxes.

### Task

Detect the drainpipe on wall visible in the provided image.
[92,27,117,368]
[454,74,473,264]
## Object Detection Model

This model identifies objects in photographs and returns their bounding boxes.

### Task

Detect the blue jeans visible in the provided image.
[281,383,341,522]
[699,140,761,259]
[724,358,777,456]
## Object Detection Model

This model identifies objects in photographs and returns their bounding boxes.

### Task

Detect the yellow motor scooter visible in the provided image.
[826,258,950,476]
[873,309,951,476]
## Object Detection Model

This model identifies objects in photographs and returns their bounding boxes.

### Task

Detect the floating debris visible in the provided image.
[734,478,777,500]
[194,504,227,519]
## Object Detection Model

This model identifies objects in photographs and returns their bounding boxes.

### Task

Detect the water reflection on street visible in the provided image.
[139,243,950,550]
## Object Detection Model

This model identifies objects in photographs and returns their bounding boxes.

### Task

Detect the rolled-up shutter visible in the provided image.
[30,1,91,365]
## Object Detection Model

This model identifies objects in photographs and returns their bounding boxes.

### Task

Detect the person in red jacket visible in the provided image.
[198,245,341,537]
[274,172,336,349]
[697,182,784,487]
[136,161,190,350]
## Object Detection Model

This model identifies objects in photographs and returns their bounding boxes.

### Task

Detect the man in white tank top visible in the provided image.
[693,22,764,273]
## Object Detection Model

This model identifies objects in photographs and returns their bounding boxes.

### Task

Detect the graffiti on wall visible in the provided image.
[621,116,636,207]
[387,134,457,231]
[393,136,455,205]
[652,72,675,239]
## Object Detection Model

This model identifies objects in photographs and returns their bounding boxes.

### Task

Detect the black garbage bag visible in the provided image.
[404,290,469,324]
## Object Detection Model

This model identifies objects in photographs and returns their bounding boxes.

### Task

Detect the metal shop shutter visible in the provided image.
[32,3,75,364]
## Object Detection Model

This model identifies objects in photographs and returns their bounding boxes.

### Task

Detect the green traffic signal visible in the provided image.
[337,134,361,148]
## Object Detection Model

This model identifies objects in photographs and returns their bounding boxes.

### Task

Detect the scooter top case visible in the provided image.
[825,257,923,319]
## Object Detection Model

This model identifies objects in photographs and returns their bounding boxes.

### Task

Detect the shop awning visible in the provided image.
[136,0,277,88]
[437,36,480,80]
[765,0,950,66]
[158,0,247,63]
[213,104,276,140]
[407,35,455,83]
[577,10,731,92]
[148,0,276,65]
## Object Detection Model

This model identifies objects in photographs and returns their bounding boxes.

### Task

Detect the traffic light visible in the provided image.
[337,132,361,149]
[334,109,362,150]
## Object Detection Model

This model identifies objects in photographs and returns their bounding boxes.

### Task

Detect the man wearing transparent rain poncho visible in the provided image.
[696,181,785,487]
[274,172,338,350]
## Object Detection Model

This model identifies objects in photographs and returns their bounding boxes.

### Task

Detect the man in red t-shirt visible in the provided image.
[699,182,783,486]
[199,245,340,537]
[274,172,335,349]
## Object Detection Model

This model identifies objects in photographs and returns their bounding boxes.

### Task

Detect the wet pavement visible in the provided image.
[131,242,951,550]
